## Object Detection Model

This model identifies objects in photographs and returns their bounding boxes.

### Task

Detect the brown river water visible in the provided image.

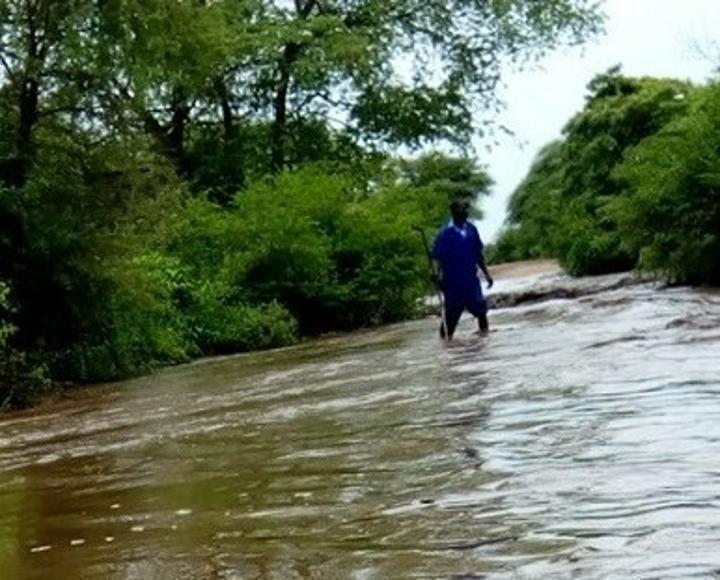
[1,264,720,579]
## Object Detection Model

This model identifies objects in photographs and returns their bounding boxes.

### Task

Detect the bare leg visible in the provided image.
[440,301,462,341]
[477,313,489,336]
[440,318,460,341]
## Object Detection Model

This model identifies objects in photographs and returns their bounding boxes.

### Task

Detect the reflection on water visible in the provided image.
[1,272,720,578]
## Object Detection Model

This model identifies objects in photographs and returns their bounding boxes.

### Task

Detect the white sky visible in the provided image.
[477,0,720,241]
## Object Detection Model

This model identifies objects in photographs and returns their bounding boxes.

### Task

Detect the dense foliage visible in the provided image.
[0,0,602,407]
[491,69,702,277]
[611,84,720,284]
[0,280,47,409]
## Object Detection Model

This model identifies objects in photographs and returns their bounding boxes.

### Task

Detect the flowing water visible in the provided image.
[1,266,720,579]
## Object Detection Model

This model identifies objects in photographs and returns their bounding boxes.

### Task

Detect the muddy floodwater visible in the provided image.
[1,265,720,579]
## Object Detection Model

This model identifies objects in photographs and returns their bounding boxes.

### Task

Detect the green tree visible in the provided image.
[491,141,564,263]
[229,0,604,171]
[0,0,99,186]
[611,83,720,284]
[90,0,243,172]
[494,69,692,274]
[398,153,492,217]
[558,70,691,274]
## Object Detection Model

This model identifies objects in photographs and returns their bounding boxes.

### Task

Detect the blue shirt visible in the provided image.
[431,221,484,294]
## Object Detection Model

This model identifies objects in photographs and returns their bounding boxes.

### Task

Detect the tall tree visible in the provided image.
[90,0,243,172]
[493,70,693,273]
[0,0,98,186]
[220,0,604,171]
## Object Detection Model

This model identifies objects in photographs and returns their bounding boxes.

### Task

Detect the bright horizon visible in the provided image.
[477,0,720,242]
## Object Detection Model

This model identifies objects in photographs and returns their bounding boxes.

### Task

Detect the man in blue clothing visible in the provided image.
[432,199,494,340]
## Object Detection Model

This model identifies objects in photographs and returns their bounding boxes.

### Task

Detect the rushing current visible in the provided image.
[1,263,719,579]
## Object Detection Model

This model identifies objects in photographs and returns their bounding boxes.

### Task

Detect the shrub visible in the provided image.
[611,84,720,284]
[192,298,298,354]
[0,282,49,409]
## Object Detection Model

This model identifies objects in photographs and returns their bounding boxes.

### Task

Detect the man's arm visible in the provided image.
[475,233,494,289]
[477,253,493,289]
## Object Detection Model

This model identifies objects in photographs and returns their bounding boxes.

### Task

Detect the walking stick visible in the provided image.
[413,226,449,342]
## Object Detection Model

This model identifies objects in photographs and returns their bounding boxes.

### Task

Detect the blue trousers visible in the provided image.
[442,285,487,337]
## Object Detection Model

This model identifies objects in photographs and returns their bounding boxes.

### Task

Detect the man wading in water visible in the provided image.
[432,199,494,341]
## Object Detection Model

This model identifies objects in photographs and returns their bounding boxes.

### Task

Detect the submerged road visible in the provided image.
[1,264,719,578]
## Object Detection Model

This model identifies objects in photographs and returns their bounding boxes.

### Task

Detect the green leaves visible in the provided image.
[0,280,48,409]
[353,85,473,146]
[495,69,720,285]
[610,84,720,283]
[0,281,15,349]
[494,70,694,276]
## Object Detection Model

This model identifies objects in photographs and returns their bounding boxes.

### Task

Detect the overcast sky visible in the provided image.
[477,0,720,241]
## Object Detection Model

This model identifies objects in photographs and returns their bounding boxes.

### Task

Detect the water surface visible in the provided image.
[1,270,719,579]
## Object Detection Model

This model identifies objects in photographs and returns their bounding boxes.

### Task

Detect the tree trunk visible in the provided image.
[7,0,44,188]
[216,77,245,195]
[141,93,190,175]
[13,77,40,185]
[271,57,292,173]
[270,0,317,173]
[167,100,191,175]
[1,76,39,187]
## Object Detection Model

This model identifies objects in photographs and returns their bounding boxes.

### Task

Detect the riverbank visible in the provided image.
[21,259,631,410]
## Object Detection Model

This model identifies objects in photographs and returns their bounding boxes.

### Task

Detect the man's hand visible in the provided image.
[477,258,493,290]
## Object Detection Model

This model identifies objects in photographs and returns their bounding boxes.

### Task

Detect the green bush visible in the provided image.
[495,70,691,275]
[227,163,462,333]
[487,227,536,264]
[2,145,477,392]
[52,252,194,383]
[611,84,720,284]
[192,298,298,354]
[560,218,634,276]
[0,281,49,409]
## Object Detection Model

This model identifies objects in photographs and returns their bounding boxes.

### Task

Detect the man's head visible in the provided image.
[450,199,471,224]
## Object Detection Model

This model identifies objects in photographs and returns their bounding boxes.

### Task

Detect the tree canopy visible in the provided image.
[491,69,693,275]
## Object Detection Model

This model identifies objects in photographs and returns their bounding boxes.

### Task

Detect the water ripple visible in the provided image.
[1,275,720,578]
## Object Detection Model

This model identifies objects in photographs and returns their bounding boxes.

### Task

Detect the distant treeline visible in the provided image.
[490,67,720,286]
[0,1,602,407]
